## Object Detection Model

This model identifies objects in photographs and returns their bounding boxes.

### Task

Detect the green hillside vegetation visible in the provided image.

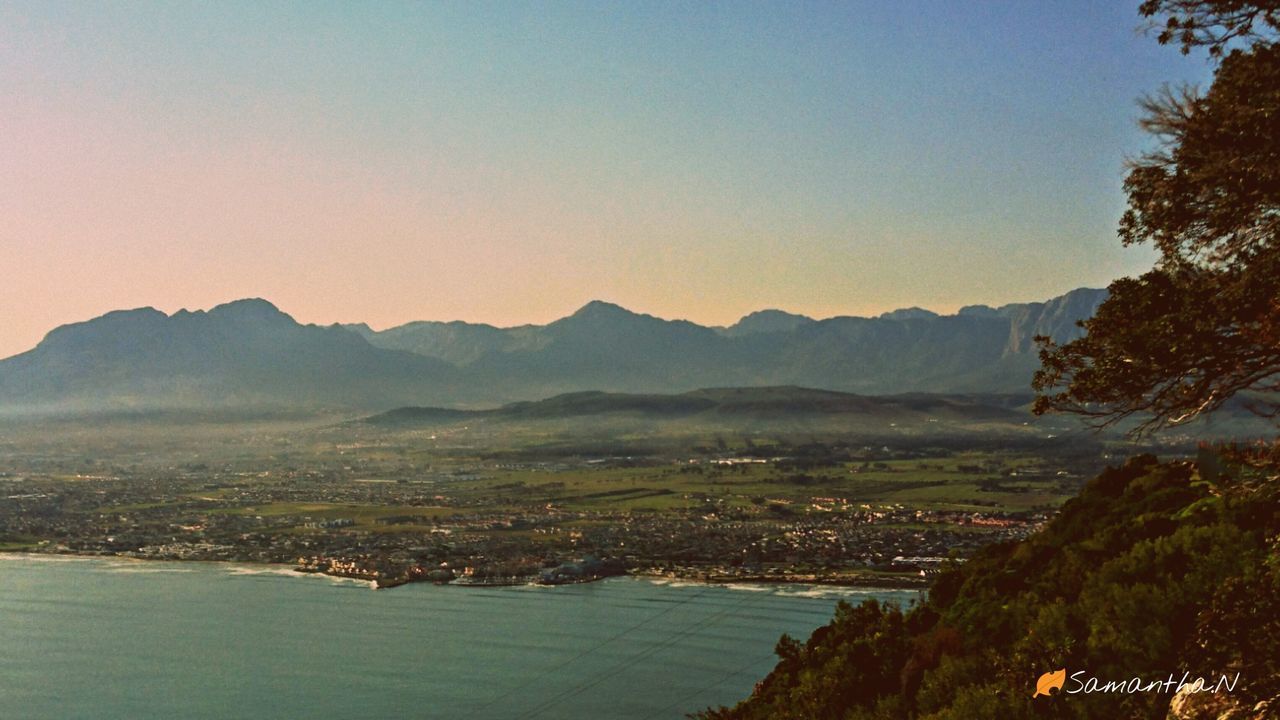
[695,450,1280,719]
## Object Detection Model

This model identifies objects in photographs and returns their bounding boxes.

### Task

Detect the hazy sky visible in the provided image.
[1,1,1212,359]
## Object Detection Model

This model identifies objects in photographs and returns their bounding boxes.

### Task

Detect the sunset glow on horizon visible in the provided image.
[0,2,1213,359]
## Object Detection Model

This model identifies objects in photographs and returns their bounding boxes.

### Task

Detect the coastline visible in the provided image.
[0,548,902,719]
[0,549,307,575]
[631,568,927,589]
[2,549,928,592]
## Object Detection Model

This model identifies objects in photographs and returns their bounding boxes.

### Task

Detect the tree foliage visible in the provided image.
[694,454,1280,719]
[1034,3,1280,432]
[1140,0,1280,55]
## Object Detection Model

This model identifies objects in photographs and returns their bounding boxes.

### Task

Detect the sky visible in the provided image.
[0,1,1215,359]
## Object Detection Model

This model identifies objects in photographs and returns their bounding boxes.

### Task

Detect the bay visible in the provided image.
[0,555,919,719]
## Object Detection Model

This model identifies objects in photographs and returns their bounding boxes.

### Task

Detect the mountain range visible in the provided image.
[0,288,1107,414]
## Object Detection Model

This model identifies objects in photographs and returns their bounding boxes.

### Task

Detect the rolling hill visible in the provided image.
[363,386,1039,438]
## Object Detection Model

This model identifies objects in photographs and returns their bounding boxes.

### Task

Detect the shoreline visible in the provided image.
[0,549,302,574]
[1,549,928,592]
[631,568,928,589]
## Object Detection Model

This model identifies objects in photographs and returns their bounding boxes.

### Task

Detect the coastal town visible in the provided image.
[0,419,1109,590]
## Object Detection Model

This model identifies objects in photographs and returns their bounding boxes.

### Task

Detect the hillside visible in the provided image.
[695,450,1280,719]
[363,387,1039,438]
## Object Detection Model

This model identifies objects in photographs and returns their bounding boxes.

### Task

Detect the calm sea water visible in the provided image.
[0,555,919,719]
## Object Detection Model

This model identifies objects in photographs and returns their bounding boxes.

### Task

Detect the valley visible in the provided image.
[0,390,1162,589]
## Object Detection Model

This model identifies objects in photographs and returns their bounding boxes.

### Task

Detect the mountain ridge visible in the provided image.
[0,288,1108,414]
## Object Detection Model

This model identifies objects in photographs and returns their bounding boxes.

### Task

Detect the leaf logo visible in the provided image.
[1033,668,1066,698]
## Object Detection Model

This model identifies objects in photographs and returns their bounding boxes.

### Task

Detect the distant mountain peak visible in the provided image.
[565,298,655,324]
[340,322,376,341]
[878,307,939,321]
[723,309,815,337]
[206,298,296,325]
[739,309,814,324]
[101,306,167,321]
[209,297,284,315]
[569,300,641,320]
[957,304,999,318]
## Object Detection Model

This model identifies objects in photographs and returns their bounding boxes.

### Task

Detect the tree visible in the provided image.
[1139,0,1280,56]
[1033,3,1280,432]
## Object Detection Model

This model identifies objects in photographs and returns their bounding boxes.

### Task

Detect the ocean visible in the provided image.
[0,555,919,719]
